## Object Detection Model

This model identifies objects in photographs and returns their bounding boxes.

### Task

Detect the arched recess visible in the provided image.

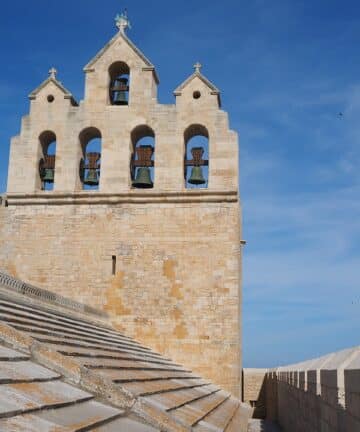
[184,124,209,189]
[109,62,130,106]
[39,131,57,191]
[130,125,155,189]
[79,127,102,190]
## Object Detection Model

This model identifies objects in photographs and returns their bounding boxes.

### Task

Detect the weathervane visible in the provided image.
[115,9,131,34]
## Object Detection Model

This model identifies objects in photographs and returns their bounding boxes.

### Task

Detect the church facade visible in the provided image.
[0,14,242,395]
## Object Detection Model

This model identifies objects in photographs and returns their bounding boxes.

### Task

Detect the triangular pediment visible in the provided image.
[174,71,220,96]
[29,77,77,105]
[84,31,159,83]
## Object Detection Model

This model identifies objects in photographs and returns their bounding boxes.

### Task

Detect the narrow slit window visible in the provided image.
[112,255,117,275]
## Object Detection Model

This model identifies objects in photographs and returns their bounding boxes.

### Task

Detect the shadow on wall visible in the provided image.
[253,379,266,419]
[242,369,283,431]
[242,369,268,419]
[248,419,283,432]
[0,195,8,207]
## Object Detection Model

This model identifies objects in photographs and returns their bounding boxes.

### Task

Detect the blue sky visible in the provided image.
[1,0,359,367]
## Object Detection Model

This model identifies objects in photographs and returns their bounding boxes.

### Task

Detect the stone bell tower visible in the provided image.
[1,12,243,396]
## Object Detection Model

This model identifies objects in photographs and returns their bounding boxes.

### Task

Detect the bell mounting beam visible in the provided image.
[185,147,208,167]
[132,145,154,168]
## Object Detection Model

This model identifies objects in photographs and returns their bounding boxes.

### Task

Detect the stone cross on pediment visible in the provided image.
[193,62,202,73]
[48,67,57,79]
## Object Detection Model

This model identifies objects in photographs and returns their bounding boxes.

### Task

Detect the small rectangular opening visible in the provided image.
[112,255,116,275]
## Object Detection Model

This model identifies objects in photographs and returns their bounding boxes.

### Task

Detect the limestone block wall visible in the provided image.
[0,199,242,396]
[2,27,242,398]
[265,347,360,432]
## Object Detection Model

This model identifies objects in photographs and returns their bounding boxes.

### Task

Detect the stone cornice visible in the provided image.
[5,190,239,206]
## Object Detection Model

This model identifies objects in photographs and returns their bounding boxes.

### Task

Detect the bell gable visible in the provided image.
[29,68,77,107]
[174,63,221,111]
[83,30,159,106]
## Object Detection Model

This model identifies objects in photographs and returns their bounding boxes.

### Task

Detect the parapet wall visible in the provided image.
[265,347,360,432]
[243,368,267,418]
[0,271,108,321]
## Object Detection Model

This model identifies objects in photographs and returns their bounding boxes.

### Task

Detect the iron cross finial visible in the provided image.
[194,62,202,73]
[48,67,57,79]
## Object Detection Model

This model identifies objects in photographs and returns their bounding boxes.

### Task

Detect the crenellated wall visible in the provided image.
[245,347,360,431]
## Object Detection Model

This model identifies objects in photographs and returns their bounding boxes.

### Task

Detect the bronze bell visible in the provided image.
[132,167,153,188]
[42,168,55,183]
[188,166,206,185]
[39,155,55,184]
[111,78,129,105]
[84,169,99,186]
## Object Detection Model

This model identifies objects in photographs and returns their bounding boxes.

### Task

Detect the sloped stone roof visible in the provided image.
[0,343,155,431]
[0,272,247,431]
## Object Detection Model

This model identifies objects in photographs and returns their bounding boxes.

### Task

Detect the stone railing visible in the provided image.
[0,271,108,319]
[264,347,360,432]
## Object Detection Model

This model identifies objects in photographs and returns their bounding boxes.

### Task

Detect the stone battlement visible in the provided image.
[243,347,360,431]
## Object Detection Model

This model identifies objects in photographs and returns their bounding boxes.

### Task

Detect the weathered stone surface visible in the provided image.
[261,347,360,432]
[1,25,242,396]
[0,282,245,431]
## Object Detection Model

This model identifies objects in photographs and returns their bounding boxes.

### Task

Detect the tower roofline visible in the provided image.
[174,69,220,96]
[83,31,159,84]
[28,73,78,105]
[174,66,221,106]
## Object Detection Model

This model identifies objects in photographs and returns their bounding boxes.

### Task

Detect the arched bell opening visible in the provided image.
[184,124,209,189]
[130,125,155,189]
[38,131,57,191]
[79,127,102,191]
[109,62,130,106]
